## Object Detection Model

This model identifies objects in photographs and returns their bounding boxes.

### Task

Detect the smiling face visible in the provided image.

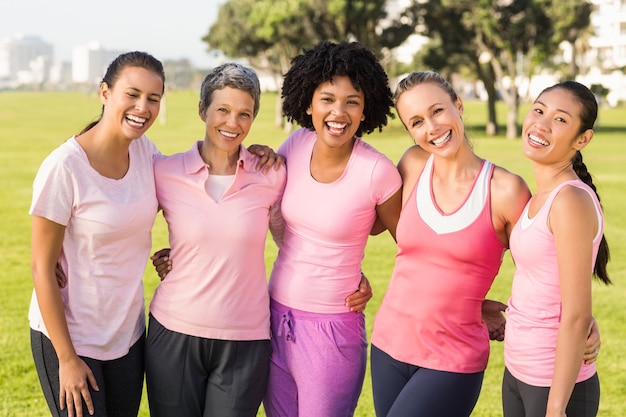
[306,75,365,151]
[396,82,465,155]
[200,86,255,156]
[522,88,593,165]
[100,66,163,140]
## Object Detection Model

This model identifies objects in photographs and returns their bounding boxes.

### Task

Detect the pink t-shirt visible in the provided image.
[150,142,286,340]
[505,180,602,386]
[268,128,402,313]
[29,135,159,361]
[372,156,505,373]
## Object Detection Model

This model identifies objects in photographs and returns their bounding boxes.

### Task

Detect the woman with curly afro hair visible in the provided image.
[263,41,402,417]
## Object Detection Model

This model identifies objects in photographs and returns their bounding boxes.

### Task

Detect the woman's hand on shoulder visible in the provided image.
[247,144,285,173]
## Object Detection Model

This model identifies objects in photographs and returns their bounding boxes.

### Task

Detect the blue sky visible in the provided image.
[1,0,226,67]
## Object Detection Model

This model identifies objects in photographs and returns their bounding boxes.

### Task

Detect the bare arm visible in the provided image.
[31,216,98,417]
[369,216,386,236]
[373,188,402,242]
[546,187,596,417]
[489,166,532,247]
[269,199,285,248]
[397,145,430,207]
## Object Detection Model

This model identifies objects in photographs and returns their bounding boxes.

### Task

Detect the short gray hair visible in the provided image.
[199,63,261,117]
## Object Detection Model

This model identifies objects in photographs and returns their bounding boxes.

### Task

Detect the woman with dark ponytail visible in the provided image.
[30,51,166,417]
[571,150,611,282]
[503,81,611,417]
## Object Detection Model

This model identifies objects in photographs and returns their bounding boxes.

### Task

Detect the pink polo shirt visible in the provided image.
[150,142,286,341]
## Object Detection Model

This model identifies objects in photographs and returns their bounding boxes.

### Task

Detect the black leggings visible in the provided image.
[371,344,484,417]
[31,328,145,417]
[502,367,600,417]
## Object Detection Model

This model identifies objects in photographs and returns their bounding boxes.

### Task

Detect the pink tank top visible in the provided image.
[505,180,602,386]
[372,156,505,373]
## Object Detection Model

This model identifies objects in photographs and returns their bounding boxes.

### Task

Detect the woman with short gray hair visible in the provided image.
[145,63,285,417]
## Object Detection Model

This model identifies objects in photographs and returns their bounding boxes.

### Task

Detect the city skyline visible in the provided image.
[1,0,225,68]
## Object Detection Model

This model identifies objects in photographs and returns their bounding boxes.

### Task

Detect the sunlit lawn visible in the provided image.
[1,90,624,416]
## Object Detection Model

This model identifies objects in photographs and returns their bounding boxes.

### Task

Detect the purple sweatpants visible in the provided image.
[263,299,368,417]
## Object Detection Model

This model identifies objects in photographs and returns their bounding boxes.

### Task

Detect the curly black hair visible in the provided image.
[281,41,394,137]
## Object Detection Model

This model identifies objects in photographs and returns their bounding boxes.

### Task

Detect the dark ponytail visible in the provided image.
[572,150,611,284]
[541,81,611,285]
[80,51,165,134]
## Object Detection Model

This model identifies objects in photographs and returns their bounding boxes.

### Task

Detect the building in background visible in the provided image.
[71,42,122,85]
[49,61,72,88]
[588,0,626,69]
[580,0,626,105]
[2,1,626,102]
[0,34,53,88]
[0,36,121,89]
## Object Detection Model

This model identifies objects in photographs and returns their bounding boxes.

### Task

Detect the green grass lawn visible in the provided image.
[1,90,624,416]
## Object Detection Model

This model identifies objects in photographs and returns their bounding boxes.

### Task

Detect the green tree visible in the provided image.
[414,0,592,139]
[478,0,556,139]
[340,0,420,63]
[203,0,420,127]
[548,0,593,79]
[205,0,322,127]
[415,1,501,135]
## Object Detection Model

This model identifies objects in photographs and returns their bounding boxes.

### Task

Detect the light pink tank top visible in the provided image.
[505,180,602,386]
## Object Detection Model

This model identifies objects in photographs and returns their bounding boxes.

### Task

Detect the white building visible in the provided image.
[588,0,626,69]
[0,34,53,86]
[49,61,73,87]
[71,42,123,85]
[577,0,626,105]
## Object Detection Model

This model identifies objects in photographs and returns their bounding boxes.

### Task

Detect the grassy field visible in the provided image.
[1,89,624,416]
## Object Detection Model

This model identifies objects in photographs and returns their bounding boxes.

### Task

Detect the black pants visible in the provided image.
[145,314,271,417]
[31,328,144,417]
[371,344,484,417]
[502,367,600,417]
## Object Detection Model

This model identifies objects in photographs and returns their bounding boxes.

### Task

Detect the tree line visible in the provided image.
[204,0,593,139]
